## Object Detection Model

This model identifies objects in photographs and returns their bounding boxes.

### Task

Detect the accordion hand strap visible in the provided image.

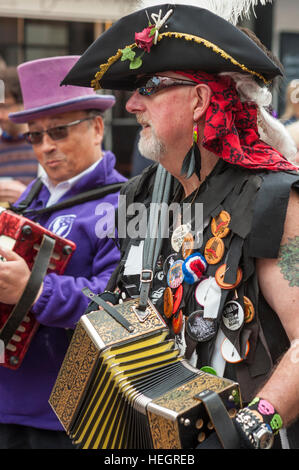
[0,234,55,346]
[197,389,241,449]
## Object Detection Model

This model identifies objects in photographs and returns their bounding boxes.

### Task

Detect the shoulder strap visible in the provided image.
[11,177,44,213]
[12,182,124,217]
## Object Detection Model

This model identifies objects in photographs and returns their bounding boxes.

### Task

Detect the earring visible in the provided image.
[180,123,201,180]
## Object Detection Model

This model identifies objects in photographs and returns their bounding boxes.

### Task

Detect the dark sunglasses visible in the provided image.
[24,116,94,145]
[136,75,196,96]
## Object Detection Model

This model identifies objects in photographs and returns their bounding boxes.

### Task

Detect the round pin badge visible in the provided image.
[204,237,225,265]
[211,210,231,239]
[215,264,243,290]
[194,277,211,307]
[222,300,244,331]
[244,296,255,323]
[171,224,191,252]
[172,309,183,334]
[173,284,183,314]
[163,253,178,276]
[181,232,194,259]
[163,287,173,319]
[167,259,184,289]
[186,310,217,342]
[221,337,250,363]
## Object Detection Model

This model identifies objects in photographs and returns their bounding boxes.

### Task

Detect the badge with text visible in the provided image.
[222,300,244,331]
[167,259,184,289]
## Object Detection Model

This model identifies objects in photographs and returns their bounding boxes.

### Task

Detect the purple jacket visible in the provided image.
[0,151,126,430]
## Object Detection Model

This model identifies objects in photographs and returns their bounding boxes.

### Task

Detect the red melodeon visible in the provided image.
[0,209,76,369]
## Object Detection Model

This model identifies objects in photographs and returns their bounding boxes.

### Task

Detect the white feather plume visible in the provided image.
[137,0,272,25]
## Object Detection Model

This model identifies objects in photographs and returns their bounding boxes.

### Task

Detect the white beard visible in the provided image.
[137,126,166,163]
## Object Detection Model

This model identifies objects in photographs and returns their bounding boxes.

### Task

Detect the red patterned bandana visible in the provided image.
[177,70,298,172]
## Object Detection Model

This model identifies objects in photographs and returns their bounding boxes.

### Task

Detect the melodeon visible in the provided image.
[0,209,76,369]
[49,298,242,449]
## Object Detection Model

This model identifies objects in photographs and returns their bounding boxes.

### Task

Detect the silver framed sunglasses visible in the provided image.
[24,116,94,145]
[136,75,197,96]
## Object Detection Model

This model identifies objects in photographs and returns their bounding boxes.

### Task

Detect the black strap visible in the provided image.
[139,165,172,311]
[12,182,124,217]
[196,389,241,449]
[11,177,44,213]
[81,287,134,333]
[0,234,55,346]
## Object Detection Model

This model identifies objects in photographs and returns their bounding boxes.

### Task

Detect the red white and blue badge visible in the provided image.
[182,252,207,285]
[167,259,184,289]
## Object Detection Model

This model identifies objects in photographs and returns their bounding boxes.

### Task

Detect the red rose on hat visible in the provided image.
[135,26,155,53]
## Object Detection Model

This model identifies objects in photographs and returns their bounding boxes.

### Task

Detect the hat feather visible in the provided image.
[137,0,272,25]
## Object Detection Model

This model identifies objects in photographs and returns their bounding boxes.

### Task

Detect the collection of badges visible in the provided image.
[162,210,255,365]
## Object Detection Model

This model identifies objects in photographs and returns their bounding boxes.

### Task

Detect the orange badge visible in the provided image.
[244,296,255,323]
[172,309,183,334]
[211,210,231,238]
[182,232,194,259]
[163,287,173,318]
[215,264,243,290]
[204,237,225,265]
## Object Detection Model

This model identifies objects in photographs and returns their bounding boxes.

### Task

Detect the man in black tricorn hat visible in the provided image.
[61,0,299,449]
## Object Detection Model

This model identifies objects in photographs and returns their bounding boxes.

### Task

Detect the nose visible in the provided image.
[126,90,145,114]
[37,132,57,153]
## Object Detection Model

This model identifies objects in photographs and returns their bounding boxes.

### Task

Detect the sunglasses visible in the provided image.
[136,75,196,96]
[24,116,94,145]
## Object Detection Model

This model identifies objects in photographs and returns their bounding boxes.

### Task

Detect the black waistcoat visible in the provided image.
[107,161,299,447]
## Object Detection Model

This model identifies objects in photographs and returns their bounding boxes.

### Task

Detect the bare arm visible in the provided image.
[256,189,299,426]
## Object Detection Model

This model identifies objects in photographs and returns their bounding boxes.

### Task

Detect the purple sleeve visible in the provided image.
[31,237,120,329]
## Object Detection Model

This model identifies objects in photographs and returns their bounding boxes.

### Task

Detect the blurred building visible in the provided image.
[0,0,298,175]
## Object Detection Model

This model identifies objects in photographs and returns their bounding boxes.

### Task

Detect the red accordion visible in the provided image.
[0,209,76,369]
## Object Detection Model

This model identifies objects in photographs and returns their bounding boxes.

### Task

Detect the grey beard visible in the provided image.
[137,128,166,163]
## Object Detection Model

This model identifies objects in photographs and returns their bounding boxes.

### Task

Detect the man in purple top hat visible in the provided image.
[0,55,126,449]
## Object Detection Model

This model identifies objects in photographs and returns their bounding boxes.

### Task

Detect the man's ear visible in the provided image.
[93,115,104,146]
[193,84,212,122]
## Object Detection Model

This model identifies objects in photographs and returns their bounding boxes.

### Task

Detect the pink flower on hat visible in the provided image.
[135,26,155,53]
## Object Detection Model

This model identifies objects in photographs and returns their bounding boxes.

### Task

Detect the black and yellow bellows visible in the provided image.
[61,3,282,92]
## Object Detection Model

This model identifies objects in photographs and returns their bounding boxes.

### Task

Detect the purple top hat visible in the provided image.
[9,56,115,123]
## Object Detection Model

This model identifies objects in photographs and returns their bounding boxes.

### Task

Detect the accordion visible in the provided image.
[0,209,76,369]
[49,297,242,449]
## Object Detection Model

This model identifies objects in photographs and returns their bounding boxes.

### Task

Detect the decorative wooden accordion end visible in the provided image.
[49,298,241,449]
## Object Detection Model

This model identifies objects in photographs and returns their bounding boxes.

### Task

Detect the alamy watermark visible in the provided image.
[291,339,299,364]
[95,196,204,248]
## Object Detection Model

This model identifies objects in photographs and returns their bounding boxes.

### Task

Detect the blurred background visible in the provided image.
[0,0,298,177]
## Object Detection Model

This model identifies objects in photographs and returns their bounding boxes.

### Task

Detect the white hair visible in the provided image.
[219,72,297,162]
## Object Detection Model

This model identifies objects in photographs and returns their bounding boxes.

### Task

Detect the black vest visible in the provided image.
[107,161,299,447]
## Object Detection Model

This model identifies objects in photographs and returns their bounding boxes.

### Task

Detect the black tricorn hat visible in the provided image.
[61,3,282,91]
